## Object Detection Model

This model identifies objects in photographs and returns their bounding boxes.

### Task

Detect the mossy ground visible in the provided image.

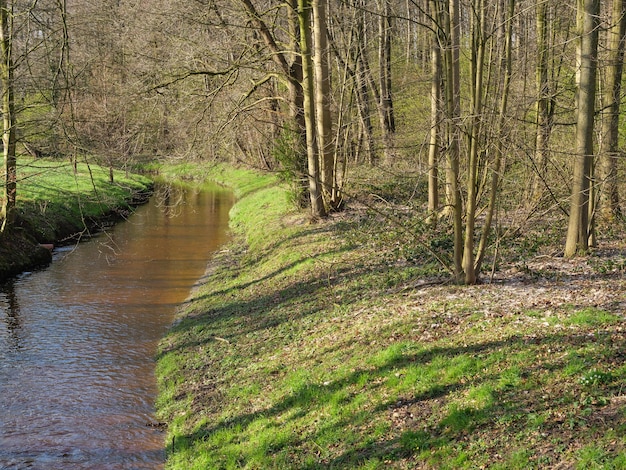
[155,162,626,469]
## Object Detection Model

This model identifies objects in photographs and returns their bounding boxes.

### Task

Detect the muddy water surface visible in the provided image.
[0,182,233,469]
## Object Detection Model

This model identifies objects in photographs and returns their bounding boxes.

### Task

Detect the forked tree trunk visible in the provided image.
[462,0,486,285]
[475,0,515,275]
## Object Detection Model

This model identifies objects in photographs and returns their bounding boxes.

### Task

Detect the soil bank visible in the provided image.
[0,160,152,282]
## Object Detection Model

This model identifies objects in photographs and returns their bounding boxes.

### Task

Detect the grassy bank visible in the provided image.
[156,163,626,469]
[0,158,152,280]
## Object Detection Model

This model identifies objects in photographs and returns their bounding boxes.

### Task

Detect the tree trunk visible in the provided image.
[462,0,486,285]
[564,0,599,257]
[312,0,337,209]
[376,0,395,163]
[427,0,441,225]
[298,0,325,219]
[598,0,625,221]
[378,0,394,134]
[475,0,515,275]
[530,0,550,203]
[287,0,307,180]
[440,0,463,280]
[0,0,16,234]
[353,0,376,164]
[241,0,308,205]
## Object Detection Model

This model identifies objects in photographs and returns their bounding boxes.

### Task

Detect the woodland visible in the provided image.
[0,1,625,467]
[0,0,625,285]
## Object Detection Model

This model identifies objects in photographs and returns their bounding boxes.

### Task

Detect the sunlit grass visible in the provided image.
[16,157,152,242]
[562,307,622,327]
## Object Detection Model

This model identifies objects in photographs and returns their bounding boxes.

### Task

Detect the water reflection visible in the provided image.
[155,183,185,218]
[0,181,233,469]
[1,280,21,351]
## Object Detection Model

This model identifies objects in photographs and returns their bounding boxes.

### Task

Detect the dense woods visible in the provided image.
[0,0,625,283]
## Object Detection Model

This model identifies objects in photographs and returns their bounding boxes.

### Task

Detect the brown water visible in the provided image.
[0,181,233,469]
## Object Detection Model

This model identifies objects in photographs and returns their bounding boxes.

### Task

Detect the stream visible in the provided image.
[0,181,233,469]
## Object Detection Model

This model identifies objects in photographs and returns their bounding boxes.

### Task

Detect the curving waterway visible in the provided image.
[0,181,233,469]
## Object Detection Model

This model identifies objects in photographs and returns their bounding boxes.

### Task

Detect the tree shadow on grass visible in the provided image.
[166,330,626,467]
[158,248,408,358]
[315,333,626,468]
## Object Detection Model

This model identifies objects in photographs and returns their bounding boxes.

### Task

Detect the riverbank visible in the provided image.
[155,162,626,469]
[0,158,152,281]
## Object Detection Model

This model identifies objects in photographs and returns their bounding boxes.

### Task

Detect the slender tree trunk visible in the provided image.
[353,0,376,164]
[378,0,394,133]
[298,0,325,219]
[475,0,515,274]
[312,0,336,209]
[599,0,625,221]
[287,0,306,164]
[440,0,463,280]
[588,157,596,247]
[291,5,310,207]
[565,0,599,257]
[405,0,413,64]
[530,0,550,203]
[56,0,79,174]
[377,0,395,163]
[355,49,376,164]
[462,0,486,285]
[427,0,441,225]
[360,41,393,163]
[0,0,16,234]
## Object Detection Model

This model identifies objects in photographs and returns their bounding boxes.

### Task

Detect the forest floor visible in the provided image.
[155,162,626,469]
[0,158,152,281]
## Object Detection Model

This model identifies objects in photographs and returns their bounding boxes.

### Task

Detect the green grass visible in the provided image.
[155,162,626,469]
[0,157,151,279]
[16,157,152,242]
[153,161,277,199]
